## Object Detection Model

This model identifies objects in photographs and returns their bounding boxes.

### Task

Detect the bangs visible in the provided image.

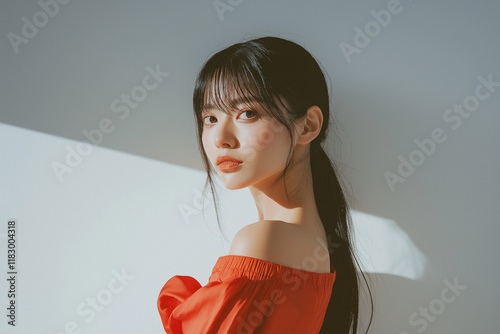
[204,70,263,114]
[194,53,290,122]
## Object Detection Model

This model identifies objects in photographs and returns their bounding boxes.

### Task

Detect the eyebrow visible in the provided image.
[201,97,262,114]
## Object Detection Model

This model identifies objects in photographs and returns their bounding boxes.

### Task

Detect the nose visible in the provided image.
[215,134,236,148]
[214,119,237,149]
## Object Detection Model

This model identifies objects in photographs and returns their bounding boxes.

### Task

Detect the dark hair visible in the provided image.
[192,35,373,333]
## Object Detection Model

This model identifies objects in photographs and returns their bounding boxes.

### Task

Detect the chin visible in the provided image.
[218,177,249,190]
[221,183,247,191]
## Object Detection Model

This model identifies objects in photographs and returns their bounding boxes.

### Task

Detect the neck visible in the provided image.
[249,155,321,231]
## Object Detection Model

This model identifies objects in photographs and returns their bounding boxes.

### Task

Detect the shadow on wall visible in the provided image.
[350,211,466,334]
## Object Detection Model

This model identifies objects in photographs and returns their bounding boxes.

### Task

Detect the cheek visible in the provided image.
[242,126,290,163]
[239,128,268,161]
[201,134,213,158]
[202,133,207,149]
[266,134,291,164]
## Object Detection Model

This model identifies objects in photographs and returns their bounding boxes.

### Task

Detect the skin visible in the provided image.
[201,88,327,242]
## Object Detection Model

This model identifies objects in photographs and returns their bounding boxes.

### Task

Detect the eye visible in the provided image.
[202,115,217,125]
[202,109,257,125]
[239,109,257,119]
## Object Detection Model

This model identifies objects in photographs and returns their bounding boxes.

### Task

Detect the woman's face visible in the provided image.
[201,89,296,190]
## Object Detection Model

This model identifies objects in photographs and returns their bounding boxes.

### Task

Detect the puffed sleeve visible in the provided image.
[157,275,203,333]
[157,274,283,333]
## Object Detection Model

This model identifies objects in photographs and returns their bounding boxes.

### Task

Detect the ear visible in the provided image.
[296,105,323,145]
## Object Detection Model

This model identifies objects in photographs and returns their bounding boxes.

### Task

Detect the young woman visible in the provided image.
[158,36,373,333]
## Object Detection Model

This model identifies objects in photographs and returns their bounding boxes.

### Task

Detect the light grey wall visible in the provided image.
[1,0,499,333]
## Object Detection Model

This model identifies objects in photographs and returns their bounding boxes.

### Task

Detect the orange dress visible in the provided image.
[157,254,336,333]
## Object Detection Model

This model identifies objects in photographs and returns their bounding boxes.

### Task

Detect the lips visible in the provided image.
[217,155,242,165]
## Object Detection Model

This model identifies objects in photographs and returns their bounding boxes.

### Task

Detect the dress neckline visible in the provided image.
[221,254,335,273]
[212,255,336,286]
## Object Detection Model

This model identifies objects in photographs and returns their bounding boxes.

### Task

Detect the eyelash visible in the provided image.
[202,109,257,125]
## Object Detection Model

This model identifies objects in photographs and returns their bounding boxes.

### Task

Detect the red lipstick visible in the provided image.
[217,155,242,172]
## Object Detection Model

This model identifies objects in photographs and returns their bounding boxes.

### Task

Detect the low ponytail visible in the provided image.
[310,140,372,334]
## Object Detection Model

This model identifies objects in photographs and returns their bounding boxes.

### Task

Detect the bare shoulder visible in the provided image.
[228,220,278,258]
[228,220,331,273]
